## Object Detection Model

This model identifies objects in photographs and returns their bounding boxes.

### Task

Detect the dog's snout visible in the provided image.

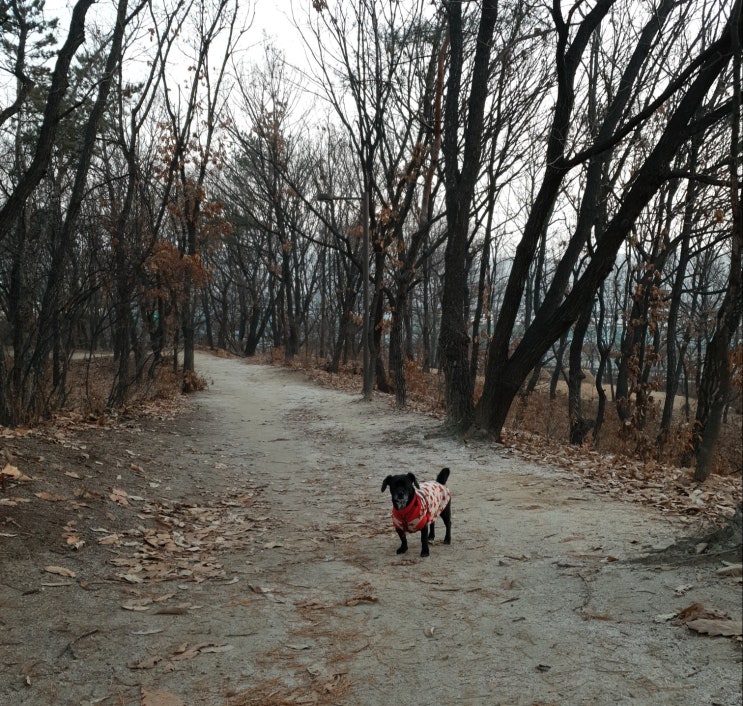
[392,489,409,509]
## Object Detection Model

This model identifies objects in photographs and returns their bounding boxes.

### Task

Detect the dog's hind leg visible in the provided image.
[428,521,435,541]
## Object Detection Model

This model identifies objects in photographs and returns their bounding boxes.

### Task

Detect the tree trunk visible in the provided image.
[688,17,742,481]
[438,1,498,429]
[568,299,594,444]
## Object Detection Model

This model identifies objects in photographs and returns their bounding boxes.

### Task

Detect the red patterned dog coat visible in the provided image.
[392,481,451,533]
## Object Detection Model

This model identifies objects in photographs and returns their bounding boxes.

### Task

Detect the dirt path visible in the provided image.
[1,353,741,705]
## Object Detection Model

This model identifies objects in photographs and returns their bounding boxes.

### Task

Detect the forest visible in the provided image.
[1,0,741,482]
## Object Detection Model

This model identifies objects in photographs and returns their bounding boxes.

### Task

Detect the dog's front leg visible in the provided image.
[420,528,430,557]
[395,528,408,554]
[442,503,452,545]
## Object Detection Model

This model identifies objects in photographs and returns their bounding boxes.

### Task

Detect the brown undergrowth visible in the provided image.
[271,350,742,527]
[51,355,195,425]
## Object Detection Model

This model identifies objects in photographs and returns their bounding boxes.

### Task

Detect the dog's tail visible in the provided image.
[436,467,450,485]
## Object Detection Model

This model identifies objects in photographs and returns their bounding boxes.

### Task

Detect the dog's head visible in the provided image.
[381,473,419,510]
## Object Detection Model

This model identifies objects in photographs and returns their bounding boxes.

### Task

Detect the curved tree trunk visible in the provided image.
[688,19,742,481]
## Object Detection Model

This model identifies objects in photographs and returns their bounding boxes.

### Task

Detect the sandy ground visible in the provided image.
[0,352,741,706]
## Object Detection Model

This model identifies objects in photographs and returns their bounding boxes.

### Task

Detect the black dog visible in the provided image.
[381,467,451,557]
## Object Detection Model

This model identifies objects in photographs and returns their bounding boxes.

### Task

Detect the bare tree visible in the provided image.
[472,0,739,441]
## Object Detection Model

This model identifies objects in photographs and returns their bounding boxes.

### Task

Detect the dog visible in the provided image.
[381,467,451,557]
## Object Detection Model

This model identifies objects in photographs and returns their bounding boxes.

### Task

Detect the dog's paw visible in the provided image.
[396,545,408,555]
[443,537,451,545]
[420,549,430,558]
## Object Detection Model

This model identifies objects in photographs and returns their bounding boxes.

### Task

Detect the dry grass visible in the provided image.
[57,355,190,423]
[272,352,741,479]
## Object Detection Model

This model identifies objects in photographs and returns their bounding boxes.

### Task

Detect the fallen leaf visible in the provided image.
[122,598,153,611]
[141,688,186,706]
[581,609,613,621]
[2,464,31,482]
[131,628,164,636]
[44,566,76,578]
[674,602,706,623]
[110,487,129,505]
[673,602,731,625]
[154,605,191,615]
[686,619,743,637]
[66,536,85,550]
[35,492,68,501]
[0,498,19,506]
[169,642,227,660]
[345,595,378,606]
[118,573,144,584]
[200,644,234,654]
[716,563,742,577]
[98,534,120,545]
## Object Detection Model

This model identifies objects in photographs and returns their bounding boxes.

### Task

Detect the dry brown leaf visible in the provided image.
[345,595,378,606]
[581,609,613,621]
[66,535,85,549]
[169,642,226,660]
[35,492,68,501]
[110,487,129,505]
[686,619,743,637]
[200,644,234,654]
[716,563,742,577]
[674,602,707,623]
[122,598,153,611]
[674,602,730,625]
[141,688,186,706]
[2,464,31,482]
[154,605,191,615]
[44,565,76,578]
[118,573,145,584]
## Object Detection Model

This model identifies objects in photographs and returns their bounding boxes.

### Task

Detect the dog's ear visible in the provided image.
[407,472,420,489]
[381,476,392,492]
